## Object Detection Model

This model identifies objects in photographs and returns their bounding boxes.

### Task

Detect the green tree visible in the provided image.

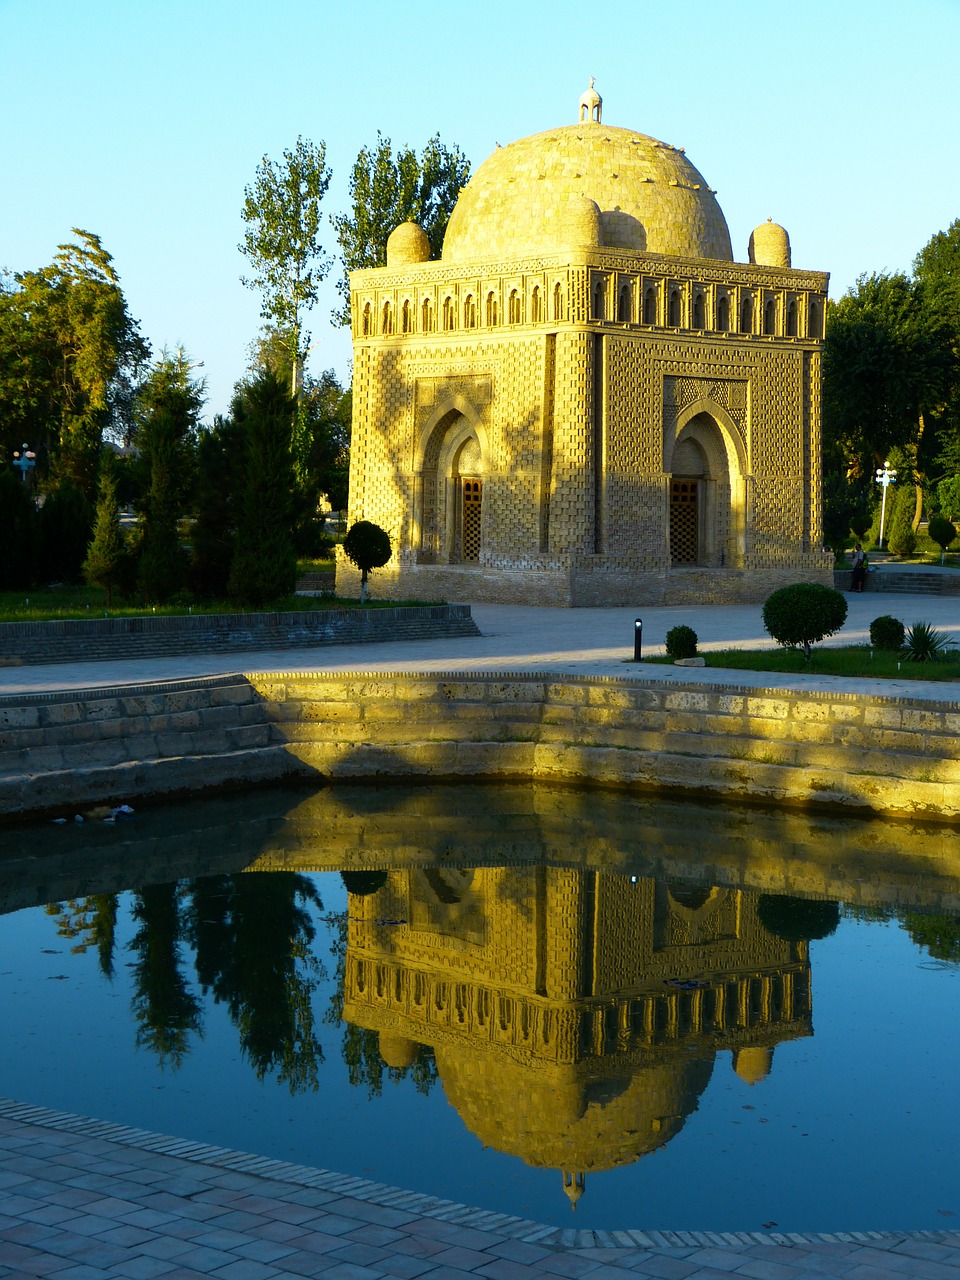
[129,882,202,1068]
[134,351,204,603]
[821,473,859,556]
[331,132,470,324]
[227,371,298,606]
[886,482,917,556]
[914,221,960,484]
[927,513,956,562]
[38,476,93,584]
[82,462,128,606]
[246,331,351,535]
[0,230,149,493]
[823,273,953,480]
[0,468,39,589]
[45,895,119,978]
[239,138,332,389]
[342,520,392,603]
[937,474,960,520]
[190,414,244,599]
[186,873,325,1094]
[903,912,960,963]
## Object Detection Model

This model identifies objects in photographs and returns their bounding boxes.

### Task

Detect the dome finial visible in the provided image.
[562,1170,586,1208]
[578,77,602,124]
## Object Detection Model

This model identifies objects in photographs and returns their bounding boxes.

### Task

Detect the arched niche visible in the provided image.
[666,402,747,568]
[413,399,488,564]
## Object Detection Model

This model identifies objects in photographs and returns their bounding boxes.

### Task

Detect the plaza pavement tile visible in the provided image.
[2,1102,959,1280]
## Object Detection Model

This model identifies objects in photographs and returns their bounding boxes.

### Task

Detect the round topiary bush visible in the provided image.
[869,614,905,651]
[761,583,848,660]
[665,624,698,659]
[928,514,957,563]
[343,520,392,602]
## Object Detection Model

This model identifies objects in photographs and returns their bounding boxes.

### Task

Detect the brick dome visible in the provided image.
[442,121,732,263]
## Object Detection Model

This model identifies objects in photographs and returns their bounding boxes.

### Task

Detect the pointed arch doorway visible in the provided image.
[668,409,746,568]
[414,407,487,565]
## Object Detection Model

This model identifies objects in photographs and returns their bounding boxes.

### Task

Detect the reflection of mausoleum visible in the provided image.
[342,868,811,1206]
[339,83,832,605]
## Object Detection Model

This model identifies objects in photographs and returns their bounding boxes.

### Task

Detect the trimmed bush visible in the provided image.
[343,520,392,603]
[869,615,905,651]
[665,624,698,660]
[762,583,848,660]
[927,514,957,563]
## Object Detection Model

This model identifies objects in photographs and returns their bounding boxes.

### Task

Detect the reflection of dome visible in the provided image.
[379,1032,419,1070]
[442,121,732,263]
[733,1046,774,1085]
[435,1044,714,1173]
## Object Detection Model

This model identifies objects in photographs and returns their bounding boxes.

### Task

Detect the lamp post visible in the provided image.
[12,444,36,485]
[875,461,897,549]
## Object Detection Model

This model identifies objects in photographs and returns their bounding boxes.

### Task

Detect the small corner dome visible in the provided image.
[387,222,431,267]
[561,195,603,249]
[748,219,791,269]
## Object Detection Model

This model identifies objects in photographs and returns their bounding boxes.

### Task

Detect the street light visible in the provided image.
[875,461,897,549]
[12,443,36,484]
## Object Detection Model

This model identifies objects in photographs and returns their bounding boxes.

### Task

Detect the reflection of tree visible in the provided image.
[185,873,325,1094]
[326,910,438,1099]
[757,894,840,943]
[45,895,119,977]
[129,883,202,1067]
[903,913,960,964]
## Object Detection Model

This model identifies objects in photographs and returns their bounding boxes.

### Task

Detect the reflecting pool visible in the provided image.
[1,782,959,1232]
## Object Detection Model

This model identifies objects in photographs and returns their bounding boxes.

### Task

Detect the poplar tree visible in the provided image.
[332,133,470,324]
[239,138,332,390]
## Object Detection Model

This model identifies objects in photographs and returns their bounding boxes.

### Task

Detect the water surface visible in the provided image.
[1,782,958,1231]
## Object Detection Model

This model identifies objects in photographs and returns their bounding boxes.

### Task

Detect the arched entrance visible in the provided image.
[414,408,486,564]
[668,409,746,568]
[455,438,483,563]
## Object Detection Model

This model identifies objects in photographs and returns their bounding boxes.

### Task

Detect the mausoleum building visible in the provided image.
[338,85,832,605]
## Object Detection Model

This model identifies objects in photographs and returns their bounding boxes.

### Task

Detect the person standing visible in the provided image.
[850,543,866,592]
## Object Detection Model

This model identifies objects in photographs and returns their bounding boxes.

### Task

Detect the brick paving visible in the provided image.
[1,1101,958,1280]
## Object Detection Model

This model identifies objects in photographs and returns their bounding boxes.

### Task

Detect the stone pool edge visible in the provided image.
[2,668,960,823]
[0,1095,953,1252]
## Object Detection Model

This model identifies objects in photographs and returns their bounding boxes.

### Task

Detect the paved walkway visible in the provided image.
[1,594,959,702]
[2,1100,959,1280]
[2,593,960,1277]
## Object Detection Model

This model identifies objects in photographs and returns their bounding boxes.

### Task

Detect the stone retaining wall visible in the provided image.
[0,604,478,666]
[1,671,958,823]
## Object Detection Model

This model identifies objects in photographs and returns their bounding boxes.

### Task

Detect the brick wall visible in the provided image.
[0,605,479,666]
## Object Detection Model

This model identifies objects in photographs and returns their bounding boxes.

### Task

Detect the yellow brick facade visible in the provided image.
[339,95,833,606]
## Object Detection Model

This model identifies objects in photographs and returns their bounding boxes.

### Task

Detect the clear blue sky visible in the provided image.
[3,0,959,419]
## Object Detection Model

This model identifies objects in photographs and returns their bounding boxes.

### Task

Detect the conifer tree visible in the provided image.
[135,352,203,603]
[227,371,298,606]
[83,464,127,606]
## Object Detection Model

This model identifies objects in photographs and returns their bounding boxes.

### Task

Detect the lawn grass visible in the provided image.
[645,646,960,682]
[0,577,435,623]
